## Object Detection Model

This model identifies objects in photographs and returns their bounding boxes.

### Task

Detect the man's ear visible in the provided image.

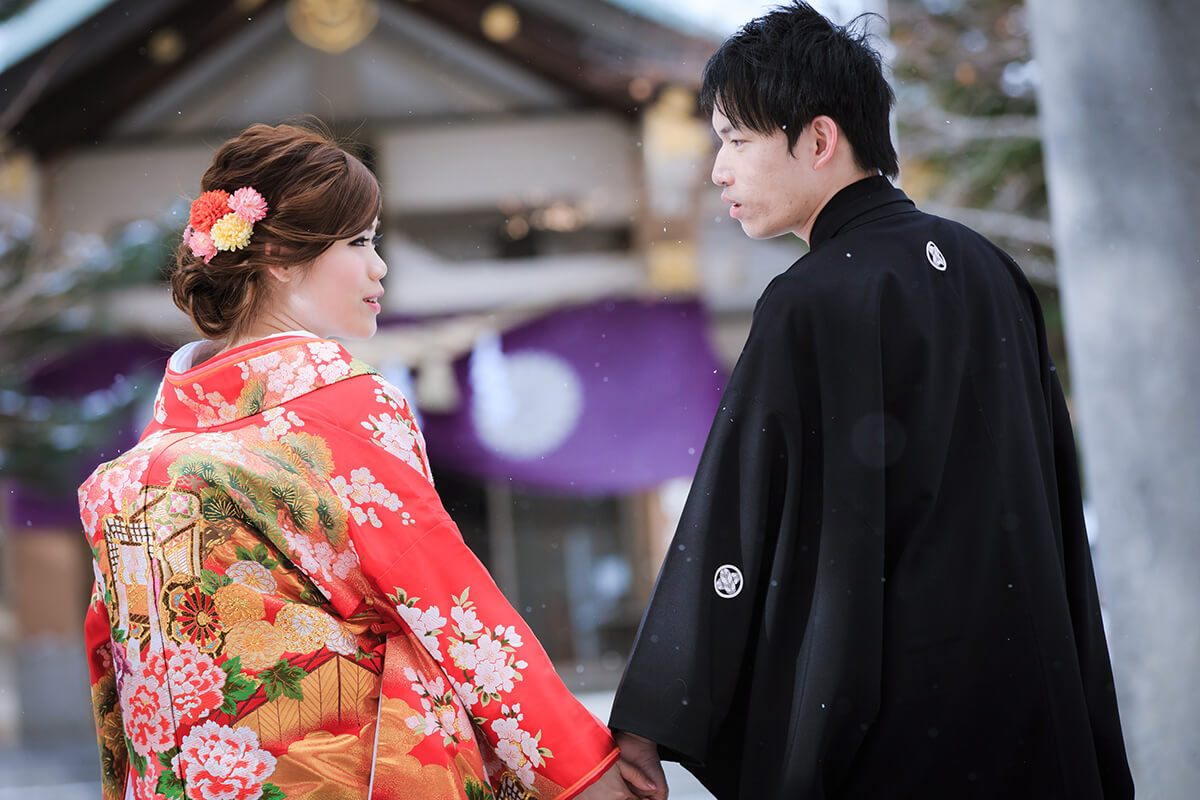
[810,115,840,169]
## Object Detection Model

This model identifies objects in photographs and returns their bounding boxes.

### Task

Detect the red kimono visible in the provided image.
[79,334,617,800]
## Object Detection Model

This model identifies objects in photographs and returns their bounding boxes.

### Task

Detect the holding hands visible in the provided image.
[576,732,668,800]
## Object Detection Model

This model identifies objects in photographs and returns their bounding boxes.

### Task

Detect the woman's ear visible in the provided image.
[266,263,294,284]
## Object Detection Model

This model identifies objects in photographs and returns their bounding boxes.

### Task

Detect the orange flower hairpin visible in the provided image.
[183,187,269,263]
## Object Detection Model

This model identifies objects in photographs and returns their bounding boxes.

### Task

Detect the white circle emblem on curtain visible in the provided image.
[472,350,584,460]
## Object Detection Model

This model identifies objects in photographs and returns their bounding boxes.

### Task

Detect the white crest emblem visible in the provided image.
[926,240,947,271]
[714,564,744,599]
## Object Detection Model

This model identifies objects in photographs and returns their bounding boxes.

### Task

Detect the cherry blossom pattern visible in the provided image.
[389,588,447,660]
[403,666,476,746]
[444,589,528,704]
[492,705,552,790]
[361,383,430,480]
[78,446,155,532]
[174,383,239,427]
[174,721,278,800]
[153,385,168,424]
[240,348,319,401]
[389,586,546,788]
[260,406,306,441]
[308,340,353,383]
[186,432,248,463]
[330,466,408,528]
[276,521,359,591]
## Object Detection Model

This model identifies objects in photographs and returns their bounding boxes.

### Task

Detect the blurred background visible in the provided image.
[1,0,1197,797]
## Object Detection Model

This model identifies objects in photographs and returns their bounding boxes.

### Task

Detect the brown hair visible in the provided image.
[170,122,381,341]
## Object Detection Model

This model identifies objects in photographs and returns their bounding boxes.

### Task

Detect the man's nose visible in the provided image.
[711,156,731,187]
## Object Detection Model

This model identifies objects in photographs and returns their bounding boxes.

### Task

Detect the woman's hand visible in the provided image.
[575,758,661,800]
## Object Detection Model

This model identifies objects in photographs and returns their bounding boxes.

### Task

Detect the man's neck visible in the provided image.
[799,169,876,243]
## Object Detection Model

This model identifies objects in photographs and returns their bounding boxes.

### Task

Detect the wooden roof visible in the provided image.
[0,0,717,159]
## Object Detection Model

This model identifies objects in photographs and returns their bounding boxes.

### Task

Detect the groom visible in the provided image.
[610,3,1132,798]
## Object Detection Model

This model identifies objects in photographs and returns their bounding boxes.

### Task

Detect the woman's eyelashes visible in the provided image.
[350,232,382,247]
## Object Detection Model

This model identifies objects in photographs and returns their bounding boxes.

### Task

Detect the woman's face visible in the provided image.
[271,219,387,340]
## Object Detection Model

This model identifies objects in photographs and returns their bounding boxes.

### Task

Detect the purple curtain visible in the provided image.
[420,299,726,495]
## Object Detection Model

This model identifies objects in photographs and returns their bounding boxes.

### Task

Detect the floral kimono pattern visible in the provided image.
[81,335,618,800]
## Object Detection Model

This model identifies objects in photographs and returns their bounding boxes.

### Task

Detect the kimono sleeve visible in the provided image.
[609,284,811,763]
[313,376,619,797]
[610,271,890,796]
[1048,370,1134,796]
[85,581,128,800]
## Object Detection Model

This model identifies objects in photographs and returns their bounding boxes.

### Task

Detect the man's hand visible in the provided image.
[577,762,648,800]
[614,731,668,800]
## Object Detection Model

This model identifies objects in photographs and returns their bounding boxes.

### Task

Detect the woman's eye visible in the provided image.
[372,233,383,246]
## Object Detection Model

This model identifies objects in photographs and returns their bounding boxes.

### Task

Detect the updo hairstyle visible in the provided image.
[171,122,382,342]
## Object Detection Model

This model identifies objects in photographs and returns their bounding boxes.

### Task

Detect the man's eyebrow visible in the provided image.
[716,125,733,136]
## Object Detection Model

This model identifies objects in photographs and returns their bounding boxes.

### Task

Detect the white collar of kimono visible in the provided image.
[168,330,321,372]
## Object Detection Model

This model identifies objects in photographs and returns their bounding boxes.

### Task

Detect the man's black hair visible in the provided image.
[700,1,899,178]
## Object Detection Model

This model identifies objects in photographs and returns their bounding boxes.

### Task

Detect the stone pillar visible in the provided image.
[1028,1,1200,795]
[3,526,95,745]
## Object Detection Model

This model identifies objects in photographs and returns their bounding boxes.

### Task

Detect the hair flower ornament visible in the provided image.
[184,186,269,262]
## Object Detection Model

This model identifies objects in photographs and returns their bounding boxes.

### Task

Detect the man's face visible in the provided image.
[711,107,821,241]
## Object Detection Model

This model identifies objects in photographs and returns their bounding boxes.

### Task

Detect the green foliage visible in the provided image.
[260,783,288,800]
[0,0,37,23]
[464,778,495,800]
[127,737,147,777]
[157,747,181,770]
[155,768,185,799]
[235,543,278,570]
[259,659,307,702]
[199,569,233,596]
[219,657,259,714]
[0,204,184,495]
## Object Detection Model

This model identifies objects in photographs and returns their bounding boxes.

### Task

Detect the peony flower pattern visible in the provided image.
[175,721,277,800]
[82,336,619,798]
[120,641,226,757]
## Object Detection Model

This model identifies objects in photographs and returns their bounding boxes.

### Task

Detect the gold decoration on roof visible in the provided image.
[481,3,520,43]
[147,28,185,64]
[287,0,379,54]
